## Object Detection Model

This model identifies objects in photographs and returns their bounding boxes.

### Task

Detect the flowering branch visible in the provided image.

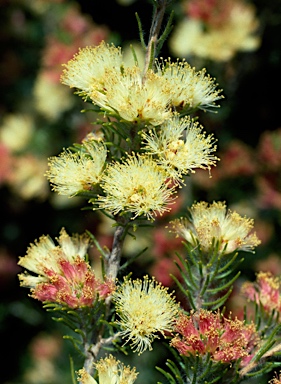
[17,1,279,384]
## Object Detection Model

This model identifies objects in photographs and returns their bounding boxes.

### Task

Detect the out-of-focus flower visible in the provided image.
[242,271,281,315]
[218,140,257,178]
[257,128,281,171]
[0,249,21,289]
[192,140,257,191]
[33,72,74,121]
[8,154,49,200]
[255,254,281,276]
[185,0,231,27]
[0,144,12,183]
[143,115,218,182]
[170,0,260,62]
[113,276,179,354]
[171,309,258,365]
[23,332,62,384]
[150,257,180,287]
[170,201,261,254]
[46,140,107,197]
[0,114,34,152]
[61,41,222,126]
[152,226,184,260]
[78,355,138,384]
[256,175,281,211]
[18,228,114,308]
[97,155,175,220]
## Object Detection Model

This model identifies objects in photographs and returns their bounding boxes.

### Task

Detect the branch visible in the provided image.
[105,224,127,280]
[143,0,168,77]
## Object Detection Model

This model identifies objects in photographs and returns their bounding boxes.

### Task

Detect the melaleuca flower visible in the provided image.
[46,140,107,197]
[90,66,173,126]
[171,310,259,365]
[242,271,281,315]
[143,115,218,182]
[77,355,138,384]
[61,41,172,126]
[96,154,175,220]
[113,276,179,354]
[18,228,114,308]
[61,41,222,126]
[60,41,123,99]
[170,201,261,254]
[155,58,223,112]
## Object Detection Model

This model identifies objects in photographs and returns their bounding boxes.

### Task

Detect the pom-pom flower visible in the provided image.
[113,276,179,354]
[96,154,175,220]
[18,228,114,308]
[77,355,138,384]
[143,115,218,182]
[170,201,261,254]
[60,41,123,98]
[171,309,258,365]
[91,66,173,126]
[155,58,222,112]
[46,140,107,197]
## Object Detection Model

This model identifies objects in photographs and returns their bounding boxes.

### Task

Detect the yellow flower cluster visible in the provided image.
[43,41,223,220]
[61,41,222,125]
[170,201,261,254]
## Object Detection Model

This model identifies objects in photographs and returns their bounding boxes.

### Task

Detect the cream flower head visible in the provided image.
[97,154,175,220]
[46,140,107,197]
[78,355,138,384]
[91,66,173,126]
[170,201,261,254]
[113,276,179,354]
[155,58,223,112]
[60,41,123,98]
[143,115,218,182]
